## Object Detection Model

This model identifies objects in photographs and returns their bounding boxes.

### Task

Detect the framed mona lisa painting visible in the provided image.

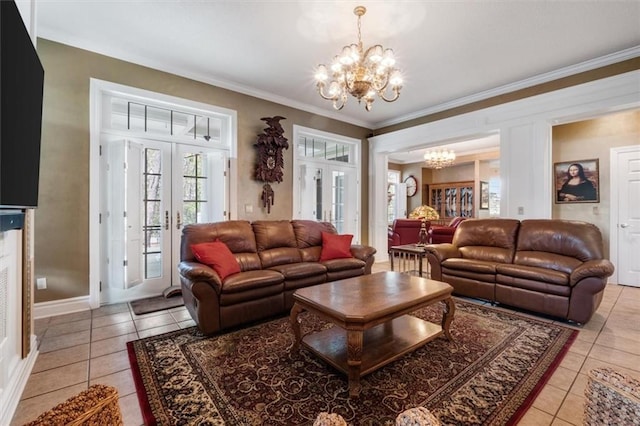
[554,159,599,203]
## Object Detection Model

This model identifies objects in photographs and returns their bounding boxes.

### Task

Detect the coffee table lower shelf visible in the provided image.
[300,315,443,378]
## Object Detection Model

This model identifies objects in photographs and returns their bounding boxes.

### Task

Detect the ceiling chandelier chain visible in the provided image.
[314,5,403,112]
[424,149,456,169]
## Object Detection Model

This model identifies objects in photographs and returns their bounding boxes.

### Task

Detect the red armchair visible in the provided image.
[388,219,430,251]
[428,217,467,244]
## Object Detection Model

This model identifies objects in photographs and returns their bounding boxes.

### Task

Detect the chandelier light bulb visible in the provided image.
[314,65,328,82]
[381,49,396,67]
[328,81,341,97]
[313,5,403,111]
[389,70,403,87]
[370,45,383,62]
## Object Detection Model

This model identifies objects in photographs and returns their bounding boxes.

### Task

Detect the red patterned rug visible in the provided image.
[127,299,576,425]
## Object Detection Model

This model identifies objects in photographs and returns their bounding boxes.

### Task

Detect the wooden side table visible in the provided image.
[389,244,428,277]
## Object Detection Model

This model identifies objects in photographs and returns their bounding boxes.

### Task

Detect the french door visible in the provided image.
[297,161,359,241]
[100,137,227,303]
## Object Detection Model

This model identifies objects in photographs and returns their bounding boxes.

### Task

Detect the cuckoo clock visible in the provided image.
[254,116,289,213]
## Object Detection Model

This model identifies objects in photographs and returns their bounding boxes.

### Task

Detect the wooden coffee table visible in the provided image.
[289,271,455,397]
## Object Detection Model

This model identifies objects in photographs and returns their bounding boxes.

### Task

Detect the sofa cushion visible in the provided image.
[181,221,257,261]
[513,251,582,275]
[259,247,303,268]
[517,220,605,261]
[442,259,497,285]
[221,269,284,294]
[495,275,571,297]
[253,220,298,251]
[496,263,569,286]
[459,246,516,264]
[320,232,353,261]
[269,262,327,280]
[453,219,520,263]
[292,220,336,248]
[253,221,302,268]
[191,241,241,280]
[442,258,498,274]
[322,257,365,272]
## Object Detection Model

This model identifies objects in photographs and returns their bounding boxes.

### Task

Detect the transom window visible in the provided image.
[297,136,353,163]
[105,96,223,143]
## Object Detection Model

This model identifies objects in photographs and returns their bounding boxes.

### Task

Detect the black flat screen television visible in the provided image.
[0,0,44,213]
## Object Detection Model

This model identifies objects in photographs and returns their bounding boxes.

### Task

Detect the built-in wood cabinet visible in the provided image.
[428,181,475,219]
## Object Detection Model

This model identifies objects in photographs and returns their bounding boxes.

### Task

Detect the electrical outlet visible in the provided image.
[517,207,524,215]
[36,277,47,290]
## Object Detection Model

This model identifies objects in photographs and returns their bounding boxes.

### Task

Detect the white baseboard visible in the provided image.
[0,335,39,425]
[33,296,92,319]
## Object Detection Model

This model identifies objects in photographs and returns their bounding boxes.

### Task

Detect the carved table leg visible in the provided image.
[441,297,456,341]
[289,303,304,352]
[346,330,363,397]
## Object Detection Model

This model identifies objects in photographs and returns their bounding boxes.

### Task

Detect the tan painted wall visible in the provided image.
[552,109,640,258]
[399,163,425,214]
[34,39,370,302]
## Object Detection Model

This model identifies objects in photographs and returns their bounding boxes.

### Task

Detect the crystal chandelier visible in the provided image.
[424,149,456,169]
[314,6,403,112]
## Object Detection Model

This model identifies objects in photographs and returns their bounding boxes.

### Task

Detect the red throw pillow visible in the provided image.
[320,232,354,261]
[190,241,240,280]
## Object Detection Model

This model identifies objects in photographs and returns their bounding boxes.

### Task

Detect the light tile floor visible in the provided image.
[10,262,640,425]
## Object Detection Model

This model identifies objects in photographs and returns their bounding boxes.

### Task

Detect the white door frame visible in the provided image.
[292,125,362,243]
[609,144,640,286]
[89,79,237,308]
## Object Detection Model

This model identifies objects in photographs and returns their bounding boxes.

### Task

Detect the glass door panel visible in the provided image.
[296,161,359,242]
[102,138,227,304]
[172,145,227,273]
[142,147,165,280]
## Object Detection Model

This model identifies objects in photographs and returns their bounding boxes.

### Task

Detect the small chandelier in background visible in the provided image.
[424,149,456,169]
[314,5,403,112]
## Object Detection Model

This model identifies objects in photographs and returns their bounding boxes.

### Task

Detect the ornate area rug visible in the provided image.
[127,300,576,425]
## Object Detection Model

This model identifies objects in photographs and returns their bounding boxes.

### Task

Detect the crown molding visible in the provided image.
[372,46,640,129]
[37,28,638,132]
[36,31,372,129]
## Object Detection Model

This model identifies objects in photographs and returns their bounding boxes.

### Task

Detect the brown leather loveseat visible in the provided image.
[179,219,376,334]
[425,218,614,324]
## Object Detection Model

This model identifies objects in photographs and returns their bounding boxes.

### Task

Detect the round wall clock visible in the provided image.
[404,175,418,197]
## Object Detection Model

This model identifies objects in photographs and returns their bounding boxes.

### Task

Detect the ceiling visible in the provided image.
[36,1,640,160]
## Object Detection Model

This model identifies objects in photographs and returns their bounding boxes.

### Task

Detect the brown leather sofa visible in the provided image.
[425,218,614,324]
[179,219,376,334]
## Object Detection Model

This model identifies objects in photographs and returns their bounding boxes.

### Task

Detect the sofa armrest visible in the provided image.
[350,244,377,262]
[178,261,223,294]
[424,243,461,262]
[570,259,615,286]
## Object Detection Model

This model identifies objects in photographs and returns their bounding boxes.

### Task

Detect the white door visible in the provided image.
[171,144,228,272]
[101,137,227,303]
[394,183,408,219]
[296,162,360,242]
[104,139,145,291]
[613,147,640,287]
